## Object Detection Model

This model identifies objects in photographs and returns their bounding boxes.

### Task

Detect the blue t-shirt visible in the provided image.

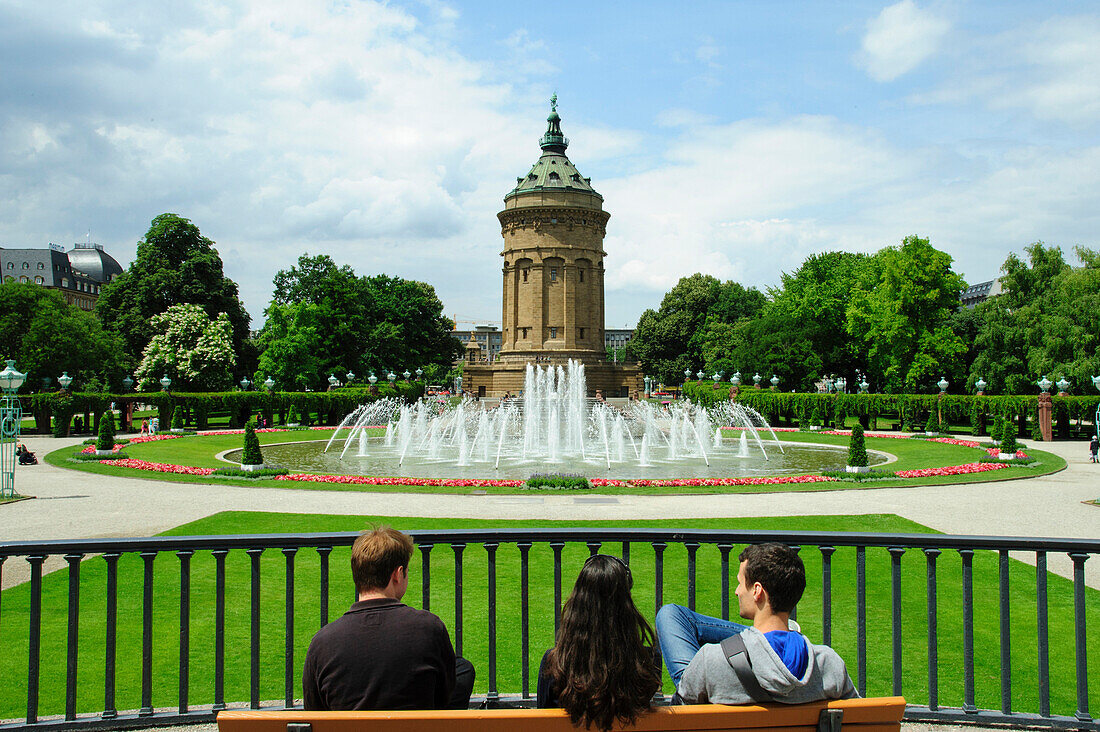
[764,630,808,678]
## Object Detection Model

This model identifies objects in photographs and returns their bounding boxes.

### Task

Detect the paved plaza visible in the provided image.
[3,432,1098,589]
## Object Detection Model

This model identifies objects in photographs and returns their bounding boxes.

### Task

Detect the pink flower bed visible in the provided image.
[100,458,216,476]
[273,474,523,488]
[79,433,183,454]
[929,437,982,448]
[198,426,341,436]
[592,475,838,487]
[894,462,1008,478]
[986,447,1029,459]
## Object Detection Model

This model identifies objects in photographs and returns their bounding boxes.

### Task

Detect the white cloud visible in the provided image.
[858,0,950,82]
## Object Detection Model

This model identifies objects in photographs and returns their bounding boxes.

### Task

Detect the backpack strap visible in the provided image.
[720,632,776,703]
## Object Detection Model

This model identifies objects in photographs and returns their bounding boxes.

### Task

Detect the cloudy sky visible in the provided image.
[2,1,1098,330]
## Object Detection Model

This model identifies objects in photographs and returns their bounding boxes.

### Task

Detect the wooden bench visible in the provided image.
[217,696,905,732]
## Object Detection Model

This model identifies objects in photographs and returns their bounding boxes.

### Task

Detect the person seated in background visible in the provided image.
[656,543,857,705]
[16,443,37,465]
[537,554,660,731]
[302,526,474,710]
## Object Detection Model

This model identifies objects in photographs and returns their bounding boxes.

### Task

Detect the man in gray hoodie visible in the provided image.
[656,543,857,705]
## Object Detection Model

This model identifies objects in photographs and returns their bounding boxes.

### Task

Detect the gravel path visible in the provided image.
[3,432,1098,589]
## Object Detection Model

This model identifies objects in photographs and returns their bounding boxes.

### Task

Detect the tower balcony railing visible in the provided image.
[0,529,1096,731]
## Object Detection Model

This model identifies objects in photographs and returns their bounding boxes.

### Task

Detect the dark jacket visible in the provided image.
[302,598,456,710]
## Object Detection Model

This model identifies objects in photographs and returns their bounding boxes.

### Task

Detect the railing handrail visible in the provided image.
[3,528,1099,557]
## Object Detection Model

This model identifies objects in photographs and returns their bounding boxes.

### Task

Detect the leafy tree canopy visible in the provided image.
[256,254,460,390]
[846,235,967,393]
[96,213,250,368]
[630,274,765,384]
[0,283,123,391]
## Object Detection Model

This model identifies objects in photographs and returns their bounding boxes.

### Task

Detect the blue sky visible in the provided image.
[2,1,1098,330]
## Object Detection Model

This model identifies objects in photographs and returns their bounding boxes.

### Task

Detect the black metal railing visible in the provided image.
[0,529,1095,731]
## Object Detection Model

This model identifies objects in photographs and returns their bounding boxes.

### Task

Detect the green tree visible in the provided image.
[257,254,460,390]
[241,420,263,466]
[96,213,250,367]
[630,274,765,383]
[134,303,237,391]
[0,283,123,390]
[96,411,116,452]
[847,423,868,467]
[846,236,967,393]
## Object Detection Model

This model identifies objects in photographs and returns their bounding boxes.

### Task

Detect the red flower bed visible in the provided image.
[99,458,216,476]
[985,447,1029,459]
[273,474,524,488]
[592,475,838,488]
[79,433,184,454]
[894,462,1007,478]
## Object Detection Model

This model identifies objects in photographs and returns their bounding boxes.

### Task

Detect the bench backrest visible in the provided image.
[217,696,906,732]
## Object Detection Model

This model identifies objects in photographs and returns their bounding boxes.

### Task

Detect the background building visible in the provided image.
[0,241,122,311]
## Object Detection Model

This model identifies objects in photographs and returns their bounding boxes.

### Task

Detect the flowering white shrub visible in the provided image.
[135,304,236,390]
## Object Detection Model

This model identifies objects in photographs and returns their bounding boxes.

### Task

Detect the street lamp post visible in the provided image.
[1092,375,1100,442]
[0,360,28,499]
[643,375,651,397]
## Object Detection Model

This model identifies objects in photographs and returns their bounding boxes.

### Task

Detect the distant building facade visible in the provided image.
[604,328,634,356]
[453,325,504,363]
[960,279,1002,309]
[0,242,122,311]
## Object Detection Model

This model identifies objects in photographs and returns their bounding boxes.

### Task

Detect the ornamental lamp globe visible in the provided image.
[368,373,378,385]
[697,369,705,381]
[684,368,691,380]
[403,370,411,380]
[388,371,396,383]
[859,378,869,394]
[975,377,987,393]
[122,375,134,392]
[416,368,423,379]
[753,373,762,385]
[1092,375,1100,392]
[345,371,355,383]
[731,372,741,387]
[327,374,338,387]
[0,360,27,392]
[712,372,720,383]
[264,377,275,391]
[937,377,949,393]
[58,371,73,390]
[770,375,780,388]
[1037,376,1052,394]
[1056,377,1070,393]
[240,377,251,390]
[160,375,172,391]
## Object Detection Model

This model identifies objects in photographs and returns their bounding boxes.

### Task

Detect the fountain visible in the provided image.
[258,360,874,479]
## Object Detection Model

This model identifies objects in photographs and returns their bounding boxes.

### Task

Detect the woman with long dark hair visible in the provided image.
[537,554,660,731]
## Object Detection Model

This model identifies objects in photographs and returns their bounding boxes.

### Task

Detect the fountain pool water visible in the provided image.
[250,360,886,480]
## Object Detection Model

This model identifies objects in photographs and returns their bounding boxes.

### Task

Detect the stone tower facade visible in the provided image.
[464,98,641,398]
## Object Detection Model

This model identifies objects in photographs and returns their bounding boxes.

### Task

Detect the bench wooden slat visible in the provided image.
[217,697,905,732]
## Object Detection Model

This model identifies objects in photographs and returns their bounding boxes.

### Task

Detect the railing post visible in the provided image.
[1036,551,1049,718]
[283,547,298,709]
[685,542,699,611]
[419,542,433,612]
[453,542,466,657]
[247,547,264,710]
[551,542,564,632]
[139,550,156,716]
[178,549,194,714]
[485,542,499,706]
[925,547,940,711]
[26,554,45,725]
[959,548,975,714]
[102,552,120,720]
[888,546,904,697]
[819,546,835,646]
[518,541,532,699]
[1069,552,1090,722]
[64,552,82,721]
[317,545,332,628]
[998,548,1011,713]
[212,548,228,711]
[717,543,732,621]
[856,545,866,697]
[653,541,667,616]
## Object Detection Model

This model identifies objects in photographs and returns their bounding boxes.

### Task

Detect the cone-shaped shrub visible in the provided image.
[847,423,868,467]
[171,405,184,430]
[287,405,300,425]
[242,419,264,465]
[1000,416,1018,454]
[96,411,116,452]
[990,413,1004,443]
[924,411,937,433]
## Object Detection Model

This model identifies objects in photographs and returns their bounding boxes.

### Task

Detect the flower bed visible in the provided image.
[100,458,216,476]
[894,462,1008,478]
[79,433,184,454]
[592,475,839,488]
[198,426,340,436]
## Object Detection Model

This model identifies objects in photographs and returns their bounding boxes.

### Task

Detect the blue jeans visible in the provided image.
[656,604,747,686]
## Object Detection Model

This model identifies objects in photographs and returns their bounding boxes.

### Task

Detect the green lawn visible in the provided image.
[42,429,1066,494]
[0,512,1095,720]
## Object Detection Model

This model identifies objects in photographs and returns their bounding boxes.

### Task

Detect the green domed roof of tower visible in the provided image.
[505,94,602,202]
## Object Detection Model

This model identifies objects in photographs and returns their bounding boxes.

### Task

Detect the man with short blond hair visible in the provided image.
[303,526,474,710]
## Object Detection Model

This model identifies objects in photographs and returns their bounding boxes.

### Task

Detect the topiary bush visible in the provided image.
[847,423,868,468]
[171,405,184,430]
[924,411,938,434]
[287,405,300,425]
[990,413,1004,443]
[95,411,116,452]
[1000,416,1018,454]
[969,402,983,437]
[241,420,264,466]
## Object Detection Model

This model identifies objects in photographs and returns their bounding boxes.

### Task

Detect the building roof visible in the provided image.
[504,96,602,202]
[67,242,123,283]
